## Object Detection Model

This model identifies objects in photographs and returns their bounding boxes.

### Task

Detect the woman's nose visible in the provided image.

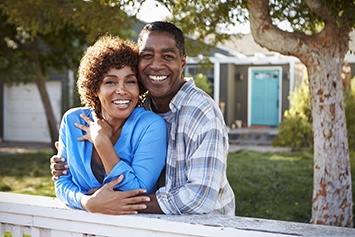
[115,83,127,94]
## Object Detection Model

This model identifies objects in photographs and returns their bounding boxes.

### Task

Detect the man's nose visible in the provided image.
[150,56,164,70]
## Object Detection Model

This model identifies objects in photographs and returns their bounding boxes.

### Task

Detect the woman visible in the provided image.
[55,35,167,211]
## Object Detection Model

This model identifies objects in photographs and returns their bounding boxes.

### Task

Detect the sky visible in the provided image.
[136,0,170,23]
[135,0,250,34]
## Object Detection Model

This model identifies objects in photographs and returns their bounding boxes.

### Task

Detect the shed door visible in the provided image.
[250,68,280,126]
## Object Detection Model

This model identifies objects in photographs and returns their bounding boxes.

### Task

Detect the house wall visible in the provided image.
[220,63,291,127]
[3,81,62,143]
[280,65,291,119]
[219,64,248,127]
[219,64,237,127]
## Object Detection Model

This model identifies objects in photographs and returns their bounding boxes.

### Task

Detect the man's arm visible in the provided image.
[137,193,163,214]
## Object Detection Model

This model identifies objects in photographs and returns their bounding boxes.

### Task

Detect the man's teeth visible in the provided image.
[149,75,167,81]
[113,100,129,104]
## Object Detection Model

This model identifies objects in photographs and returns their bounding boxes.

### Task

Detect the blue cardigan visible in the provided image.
[55,107,167,210]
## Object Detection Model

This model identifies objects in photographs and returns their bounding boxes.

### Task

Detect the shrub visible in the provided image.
[272,115,313,149]
[273,75,355,151]
[189,73,213,96]
[344,77,355,150]
[273,76,313,149]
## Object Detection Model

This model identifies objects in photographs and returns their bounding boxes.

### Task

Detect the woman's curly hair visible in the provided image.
[77,35,146,115]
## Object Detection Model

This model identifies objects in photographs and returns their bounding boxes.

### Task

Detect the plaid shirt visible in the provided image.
[147,79,235,216]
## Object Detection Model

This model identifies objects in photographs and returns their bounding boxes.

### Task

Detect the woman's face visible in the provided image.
[97,67,139,123]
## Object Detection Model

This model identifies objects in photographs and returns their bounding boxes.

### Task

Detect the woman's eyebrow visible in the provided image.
[103,74,117,78]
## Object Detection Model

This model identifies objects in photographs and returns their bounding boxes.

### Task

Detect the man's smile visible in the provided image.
[149,75,168,82]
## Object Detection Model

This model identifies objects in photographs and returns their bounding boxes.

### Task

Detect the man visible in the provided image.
[51,21,235,216]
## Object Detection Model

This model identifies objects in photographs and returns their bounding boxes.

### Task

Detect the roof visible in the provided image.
[219,34,272,55]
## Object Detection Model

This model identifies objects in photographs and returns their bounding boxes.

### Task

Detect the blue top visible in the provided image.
[55,107,167,210]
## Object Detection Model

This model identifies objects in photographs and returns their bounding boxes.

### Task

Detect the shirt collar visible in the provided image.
[144,78,195,114]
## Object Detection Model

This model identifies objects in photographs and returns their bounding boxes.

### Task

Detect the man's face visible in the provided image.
[138,31,186,103]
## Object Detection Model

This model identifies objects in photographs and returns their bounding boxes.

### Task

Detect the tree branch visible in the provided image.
[247,0,309,57]
[303,0,332,22]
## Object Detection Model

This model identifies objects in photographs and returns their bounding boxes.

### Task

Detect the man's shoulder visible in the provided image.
[180,88,216,109]
[178,79,214,105]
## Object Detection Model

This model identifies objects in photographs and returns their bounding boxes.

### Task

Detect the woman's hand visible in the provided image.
[75,112,112,144]
[81,175,151,215]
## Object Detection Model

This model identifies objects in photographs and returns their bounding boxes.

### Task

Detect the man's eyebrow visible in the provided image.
[140,47,154,52]
[140,47,177,54]
[162,47,178,54]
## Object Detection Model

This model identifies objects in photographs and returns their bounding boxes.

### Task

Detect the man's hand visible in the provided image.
[81,175,151,215]
[50,155,68,182]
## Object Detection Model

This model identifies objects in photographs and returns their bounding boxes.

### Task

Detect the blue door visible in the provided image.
[250,68,280,126]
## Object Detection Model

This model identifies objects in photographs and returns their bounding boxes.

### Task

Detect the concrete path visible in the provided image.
[0,142,52,155]
[0,141,291,155]
[229,144,291,153]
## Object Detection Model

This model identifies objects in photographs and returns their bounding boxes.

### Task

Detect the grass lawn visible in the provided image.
[0,151,55,197]
[228,150,314,222]
[0,149,354,224]
[228,149,355,224]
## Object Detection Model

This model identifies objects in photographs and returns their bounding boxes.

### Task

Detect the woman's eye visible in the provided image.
[103,79,116,85]
[127,77,138,84]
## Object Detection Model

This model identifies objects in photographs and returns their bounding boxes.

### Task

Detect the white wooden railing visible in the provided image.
[0,192,354,237]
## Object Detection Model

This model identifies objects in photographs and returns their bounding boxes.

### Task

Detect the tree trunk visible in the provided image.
[247,0,353,227]
[308,55,352,226]
[34,69,59,152]
[31,40,59,152]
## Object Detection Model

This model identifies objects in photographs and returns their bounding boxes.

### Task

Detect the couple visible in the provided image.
[52,21,235,216]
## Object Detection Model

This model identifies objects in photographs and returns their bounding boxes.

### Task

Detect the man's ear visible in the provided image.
[181,54,187,69]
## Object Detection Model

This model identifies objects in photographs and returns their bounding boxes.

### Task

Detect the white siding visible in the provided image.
[4,81,62,142]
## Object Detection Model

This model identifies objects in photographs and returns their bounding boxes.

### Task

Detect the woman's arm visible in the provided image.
[55,111,86,210]
[105,114,167,193]
[77,111,167,193]
[76,112,120,174]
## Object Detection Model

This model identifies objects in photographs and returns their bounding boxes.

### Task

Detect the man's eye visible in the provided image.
[164,54,174,60]
[141,54,152,59]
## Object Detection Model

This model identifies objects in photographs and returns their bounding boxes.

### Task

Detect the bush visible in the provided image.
[274,75,355,151]
[273,76,313,149]
[272,115,313,149]
[344,78,355,150]
[190,73,213,96]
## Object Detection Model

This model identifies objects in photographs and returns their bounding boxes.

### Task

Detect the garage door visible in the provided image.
[4,81,62,142]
